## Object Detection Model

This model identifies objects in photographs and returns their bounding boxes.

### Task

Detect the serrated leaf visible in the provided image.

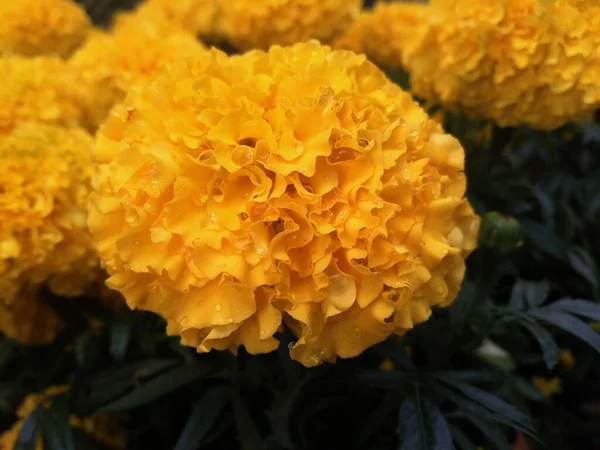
[439,380,535,437]
[41,395,75,450]
[174,386,230,450]
[530,309,600,354]
[109,322,131,361]
[397,394,453,450]
[517,317,559,369]
[95,363,209,414]
[546,299,600,321]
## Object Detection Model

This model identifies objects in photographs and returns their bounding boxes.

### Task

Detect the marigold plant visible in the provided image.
[0,124,98,305]
[334,1,428,70]
[0,0,90,57]
[402,0,600,130]
[89,41,479,367]
[0,56,97,133]
[217,0,362,50]
[0,386,126,449]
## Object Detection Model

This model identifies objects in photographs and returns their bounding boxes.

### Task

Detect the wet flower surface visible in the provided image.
[90,41,479,366]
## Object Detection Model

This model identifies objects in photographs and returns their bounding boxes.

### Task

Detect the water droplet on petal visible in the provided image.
[215,304,222,312]
[227,317,234,324]
[232,145,255,166]
[179,316,190,327]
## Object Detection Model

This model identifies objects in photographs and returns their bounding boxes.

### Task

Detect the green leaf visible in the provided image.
[41,395,75,450]
[397,392,453,450]
[438,380,536,438]
[517,317,559,369]
[109,322,131,361]
[174,386,230,450]
[95,363,209,414]
[520,219,564,259]
[462,415,512,450]
[14,404,46,450]
[546,299,600,320]
[232,385,264,450]
[530,309,600,354]
[566,247,600,296]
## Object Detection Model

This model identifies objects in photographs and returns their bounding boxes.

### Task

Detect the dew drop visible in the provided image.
[232,145,255,166]
[288,341,296,350]
[260,330,266,337]
[227,317,234,324]
[179,316,190,327]
[214,304,222,312]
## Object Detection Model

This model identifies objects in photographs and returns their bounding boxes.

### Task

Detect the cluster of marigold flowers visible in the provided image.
[3,0,599,380]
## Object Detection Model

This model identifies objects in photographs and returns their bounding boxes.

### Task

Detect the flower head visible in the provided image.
[0,124,97,305]
[0,56,97,133]
[217,0,362,50]
[0,0,90,57]
[69,16,208,126]
[402,0,600,130]
[334,2,428,69]
[131,0,220,39]
[89,41,479,366]
[0,386,126,449]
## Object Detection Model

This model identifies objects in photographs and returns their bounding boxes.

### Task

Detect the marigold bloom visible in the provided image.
[0,291,63,345]
[0,56,97,133]
[0,0,90,57]
[69,18,208,125]
[0,386,126,450]
[402,0,600,130]
[334,2,428,69]
[89,41,479,366]
[217,0,362,50]
[132,0,220,39]
[0,124,97,305]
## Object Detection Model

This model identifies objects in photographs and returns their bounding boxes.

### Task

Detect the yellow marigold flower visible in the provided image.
[89,41,479,367]
[69,17,208,125]
[0,124,97,305]
[334,2,428,69]
[402,0,600,130]
[0,56,97,133]
[217,0,362,50]
[0,291,63,345]
[532,376,562,397]
[0,0,90,57]
[132,0,220,39]
[0,386,126,450]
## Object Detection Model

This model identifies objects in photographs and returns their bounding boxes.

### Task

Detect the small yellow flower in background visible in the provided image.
[0,292,64,345]
[532,376,562,397]
[379,358,395,372]
[0,0,90,57]
[69,15,208,128]
[402,0,600,130]
[0,124,98,306]
[0,56,98,133]
[217,0,362,50]
[591,321,600,332]
[132,0,220,40]
[334,2,428,70]
[89,41,479,367]
[0,386,126,450]
[558,349,575,370]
